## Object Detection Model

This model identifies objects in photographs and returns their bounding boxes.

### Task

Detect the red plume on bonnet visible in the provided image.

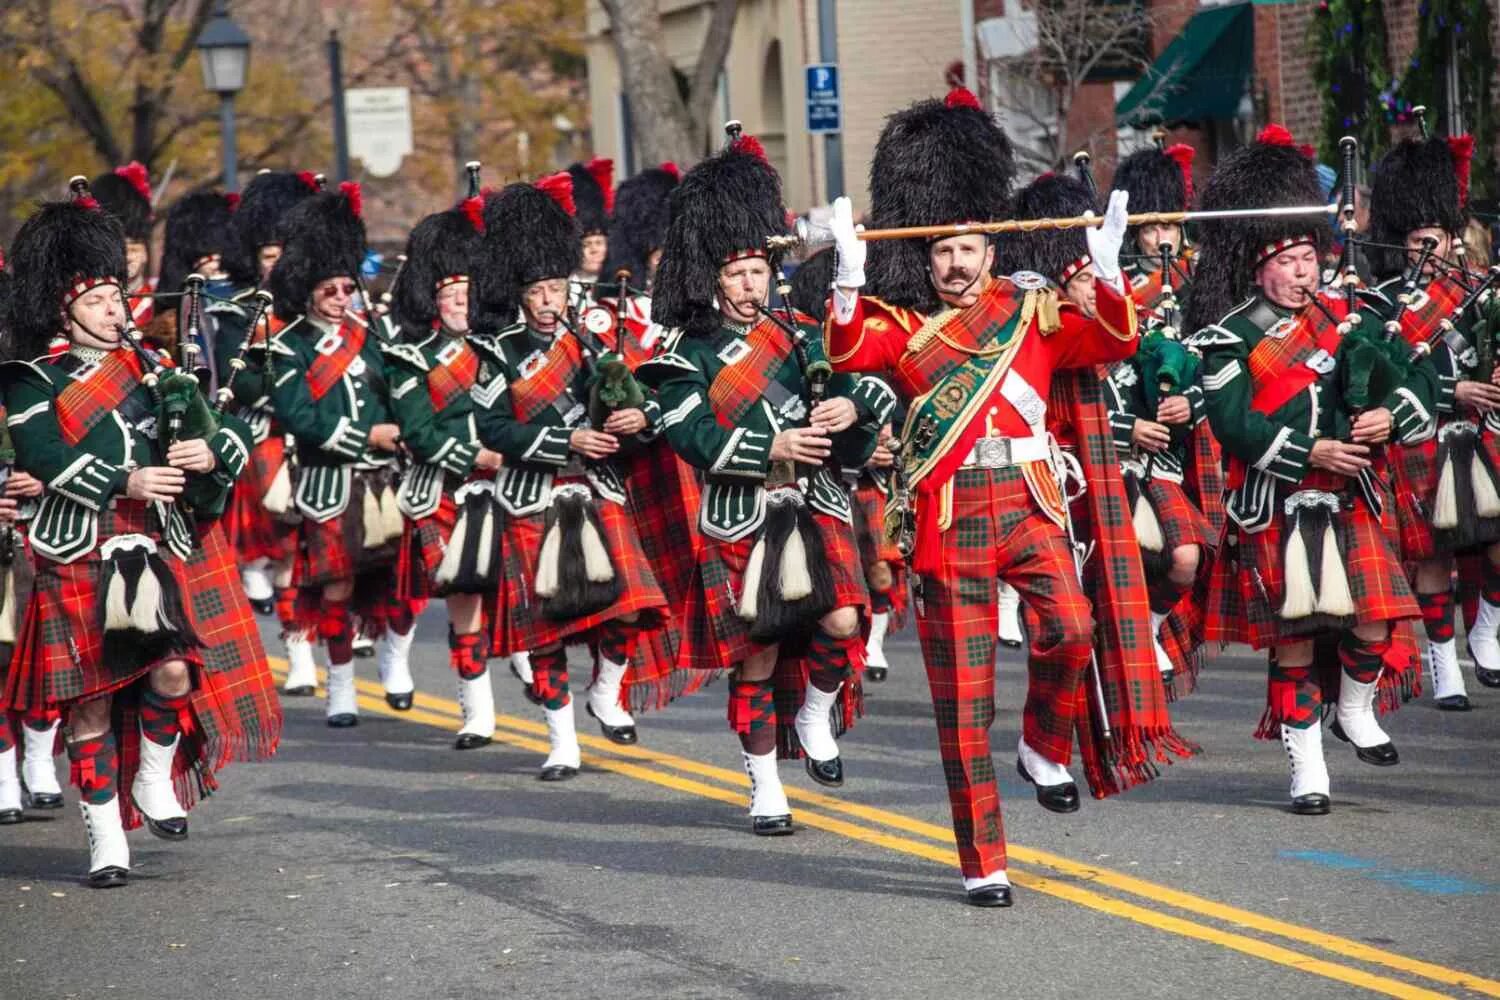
[586,156,615,214]
[114,161,151,201]
[945,86,982,110]
[225,191,241,211]
[731,134,768,164]
[339,180,362,219]
[297,170,320,193]
[1165,143,1195,200]
[1448,134,1475,206]
[1256,124,1295,147]
[535,171,576,216]
[460,195,485,233]
[660,161,682,181]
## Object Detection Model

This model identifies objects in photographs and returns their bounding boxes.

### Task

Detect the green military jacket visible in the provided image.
[383,332,486,519]
[1186,293,1438,533]
[2,347,248,563]
[1101,356,1207,483]
[269,314,397,523]
[638,317,892,543]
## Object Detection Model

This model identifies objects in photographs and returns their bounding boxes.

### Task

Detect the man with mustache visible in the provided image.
[1185,126,1435,815]
[825,89,1191,908]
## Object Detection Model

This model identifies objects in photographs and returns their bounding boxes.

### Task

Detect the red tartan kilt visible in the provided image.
[851,479,909,628]
[295,469,399,587]
[1204,478,1419,649]
[1141,477,1215,554]
[493,486,668,655]
[622,442,702,610]
[226,435,296,564]
[677,509,868,673]
[396,493,456,602]
[1391,438,1441,560]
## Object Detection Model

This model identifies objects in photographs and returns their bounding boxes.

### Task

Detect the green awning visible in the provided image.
[1115,2,1255,127]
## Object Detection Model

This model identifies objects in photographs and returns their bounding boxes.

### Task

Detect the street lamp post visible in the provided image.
[196,0,252,193]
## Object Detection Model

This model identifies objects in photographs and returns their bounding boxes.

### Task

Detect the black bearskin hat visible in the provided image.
[601,163,680,285]
[1184,125,1329,334]
[863,88,1015,314]
[268,182,367,322]
[1368,135,1473,282]
[652,134,787,335]
[786,247,835,323]
[224,169,320,287]
[2,199,126,361]
[1112,144,1194,216]
[568,157,614,236]
[392,196,486,337]
[90,162,153,242]
[468,174,580,332]
[995,173,1098,286]
[155,190,237,310]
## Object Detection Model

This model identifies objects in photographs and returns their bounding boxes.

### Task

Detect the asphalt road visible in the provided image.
[2,609,1498,1000]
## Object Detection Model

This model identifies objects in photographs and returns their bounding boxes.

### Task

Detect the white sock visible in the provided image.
[1017,737,1073,786]
[283,632,318,691]
[998,584,1024,644]
[1470,597,1500,670]
[326,661,358,718]
[742,749,790,817]
[378,628,416,695]
[21,721,62,796]
[240,560,273,602]
[1150,610,1175,675]
[79,797,130,874]
[1281,723,1330,799]
[1335,670,1390,748]
[1427,637,1467,700]
[511,650,535,685]
[588,654,636,727]
[0,748,21,812]
[794,683,842,762]
[543,701,581,769]
[131,728,186,822]
[964,872,1012,892]
[865,612,890,669]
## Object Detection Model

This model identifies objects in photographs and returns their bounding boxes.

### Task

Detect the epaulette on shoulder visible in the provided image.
[465,332,503,361]
[635,350,698,389]
[1355,286,1393,311]
[494,322,527,340]
[3,358,52,383]
[269,316,305,356]
[381,341,430,371]
[1183,324,1243,349]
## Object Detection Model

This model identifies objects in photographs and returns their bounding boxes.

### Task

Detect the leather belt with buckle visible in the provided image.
[961,434,1050,469]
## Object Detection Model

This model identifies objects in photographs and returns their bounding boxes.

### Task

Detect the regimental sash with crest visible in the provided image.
[427,339,480,411]
[706,316,795,427]
[1245,298,1345,418]
[509,333,584,425]
[56,349,149,446]
[307,318,367,401]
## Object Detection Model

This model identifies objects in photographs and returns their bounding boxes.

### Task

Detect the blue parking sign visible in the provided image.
[806,63,841,134]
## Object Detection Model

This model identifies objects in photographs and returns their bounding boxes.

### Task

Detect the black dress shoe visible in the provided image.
[1436,694,1472,712]
[23,787,64,810]
[1290,793,1331,815]
[1476,665,1500,688]
[585,703,638,745]
[1160,669,1175,688]
[88,866,128,889]
[453,733,493,750]
[752,814,794,836]
[353,643,375,659]
[1016,760,1080,813]
[804,755,844,788]
[537,764,579,782]
[283,685,316,697]
[865,665,888,683]
[250,598,275,617]
[0,808,21,825]
[385,692,414,711]
[143,815,189,841]
[965,884,1014,908]
[326,713,359,728]
[1328,720,1400,766]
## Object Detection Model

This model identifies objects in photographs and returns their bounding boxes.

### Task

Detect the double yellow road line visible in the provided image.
[272,663,1498,998]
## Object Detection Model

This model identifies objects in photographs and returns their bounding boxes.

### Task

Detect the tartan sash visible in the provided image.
[307,319,367,401]
[1247,301,1344,416]
[1388,274,1467,349]
[427,340,480,411]
[706,317,795,428]
[510,333,584,424]
[56,349,146,446]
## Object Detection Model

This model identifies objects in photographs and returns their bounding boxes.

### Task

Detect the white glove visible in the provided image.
[1086,189,1129,291]
[831,195,866,289]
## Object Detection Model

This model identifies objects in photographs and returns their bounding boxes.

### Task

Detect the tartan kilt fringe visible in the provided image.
[1250,621,1423,740]
[1135,477,1214,699]
[226,435,296,564]
[493,484,668,656]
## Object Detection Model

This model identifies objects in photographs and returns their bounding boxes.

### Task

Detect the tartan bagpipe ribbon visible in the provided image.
[706,316,795,428]
[426,340,480,411]
[56,348,147,446]
[306,318,367,401]
[1053,369,1198,798]
[510,333,584,425]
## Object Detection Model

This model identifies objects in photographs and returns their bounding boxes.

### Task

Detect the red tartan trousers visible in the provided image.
[914,467,1094,880]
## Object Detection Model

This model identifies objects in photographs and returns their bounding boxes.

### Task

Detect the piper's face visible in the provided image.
[523,277,569,332]
[646,248,663,287]
[1405,227,1454,278]
[1063,264,1098,317]
[124,240,149,285]
[436,279,470,334]
[67,283,127,349]
[928,235,993,308]
[1136,223,1181,261]
[195,253,224,278]
[311,275,355,324]
[717,256,771,323]
[581,234,608,276]
[1255,244,1320,310]
[258,244,283,283]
